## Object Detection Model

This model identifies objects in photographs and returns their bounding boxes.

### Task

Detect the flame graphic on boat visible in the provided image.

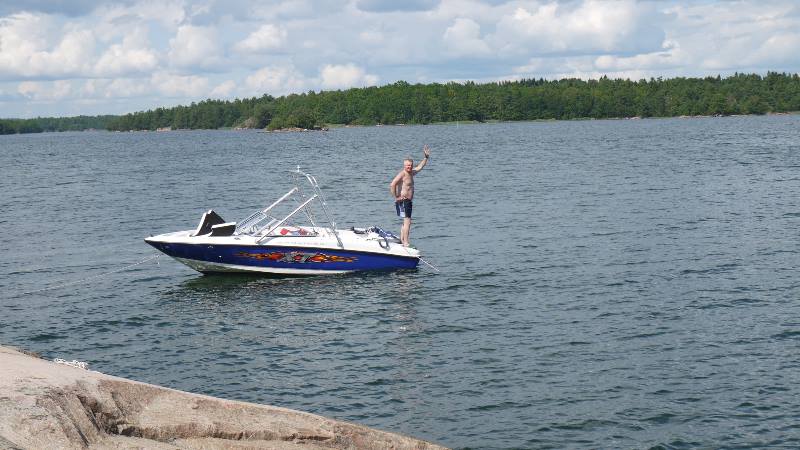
[235,251,356,263]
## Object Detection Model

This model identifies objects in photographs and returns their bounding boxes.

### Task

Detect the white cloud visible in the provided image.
[151,72,209,97]
[18,80,73,100]
[104,77,150,98]
[210,79,237,97]
[241,0,339,21]
[94,28,158,76]
[80,79,100,96]
[660,1,800,72]
[508,0,800,80]
[168,25,222,69]
[81,75,207,100]
[17,81,43,98]
[356,0,440,13]
[0,13,96,79]
[491,1,665,56]
[241,62,379,96]
[750,32,800,67]
[359,29,384,44]
[431,0,500,21]
[40,29,95,72]
[235,24,287,53]
[443,17,490,57]
[74,78,149,100]
[0,0,105,17]
[592,40,686,73]
[319,63,378,89]
[95,0,186,31]
[245,64,308,95]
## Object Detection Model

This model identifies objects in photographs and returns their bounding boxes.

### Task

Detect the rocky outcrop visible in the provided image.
[0,346,446,449]
[266,126,329,132]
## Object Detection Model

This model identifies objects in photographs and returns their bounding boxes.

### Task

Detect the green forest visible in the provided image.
[0,116,119,134]
[3,72,800,134]
[0,115,116,135]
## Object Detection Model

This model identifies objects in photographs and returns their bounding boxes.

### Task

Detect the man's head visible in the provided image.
[404,158,413,173]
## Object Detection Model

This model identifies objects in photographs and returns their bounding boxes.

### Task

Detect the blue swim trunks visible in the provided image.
[395,199,413,218]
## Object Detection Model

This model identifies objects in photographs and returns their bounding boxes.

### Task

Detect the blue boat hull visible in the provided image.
[145,240,419,274]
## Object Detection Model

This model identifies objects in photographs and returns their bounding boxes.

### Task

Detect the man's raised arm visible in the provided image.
[414,144,431,173]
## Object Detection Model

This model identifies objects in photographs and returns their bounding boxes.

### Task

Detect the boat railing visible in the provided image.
[296,169,343,248]
[238,168,343,248]
[256,194,318,243]
[235,187,297,235]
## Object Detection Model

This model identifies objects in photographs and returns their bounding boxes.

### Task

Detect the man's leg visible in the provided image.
[402,217,411,246]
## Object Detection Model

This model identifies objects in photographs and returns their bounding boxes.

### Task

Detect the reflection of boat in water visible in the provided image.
[145,168,420,275]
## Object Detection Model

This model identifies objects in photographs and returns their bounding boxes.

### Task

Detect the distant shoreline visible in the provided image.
[4,111,798,136]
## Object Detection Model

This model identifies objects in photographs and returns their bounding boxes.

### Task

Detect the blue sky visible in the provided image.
[1,0,799,117]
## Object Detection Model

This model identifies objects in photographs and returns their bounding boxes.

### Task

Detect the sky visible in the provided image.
[1,0,799,118]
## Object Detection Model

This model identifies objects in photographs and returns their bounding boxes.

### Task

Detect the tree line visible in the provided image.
[94,72,800,131]
[0,115,116,135]
[3,72,799,134]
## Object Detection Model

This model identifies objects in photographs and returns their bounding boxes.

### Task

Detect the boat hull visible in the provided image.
[145,240,419,275]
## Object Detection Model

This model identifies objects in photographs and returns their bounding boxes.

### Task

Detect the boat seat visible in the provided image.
[209,222,237,237]
[192,210,226,236]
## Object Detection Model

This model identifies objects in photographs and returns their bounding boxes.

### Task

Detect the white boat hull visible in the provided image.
[146,227,420,275]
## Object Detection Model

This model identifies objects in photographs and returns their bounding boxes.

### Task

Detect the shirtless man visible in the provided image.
[390,144,431,247]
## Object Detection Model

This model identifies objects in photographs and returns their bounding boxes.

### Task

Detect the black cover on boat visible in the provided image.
[193,210,226,236]
[209,222,237,237]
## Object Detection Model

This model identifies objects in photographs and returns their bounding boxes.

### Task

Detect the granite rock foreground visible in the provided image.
[0,346,447,449]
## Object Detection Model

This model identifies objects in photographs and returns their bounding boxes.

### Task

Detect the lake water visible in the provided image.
[2,116,800,449]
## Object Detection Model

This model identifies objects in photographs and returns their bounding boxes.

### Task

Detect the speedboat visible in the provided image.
[145,168,420,275]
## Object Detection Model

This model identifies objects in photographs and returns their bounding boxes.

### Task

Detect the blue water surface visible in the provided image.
[2,116,800,449]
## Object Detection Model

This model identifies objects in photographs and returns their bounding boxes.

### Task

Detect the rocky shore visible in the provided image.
[0,345,446,449]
